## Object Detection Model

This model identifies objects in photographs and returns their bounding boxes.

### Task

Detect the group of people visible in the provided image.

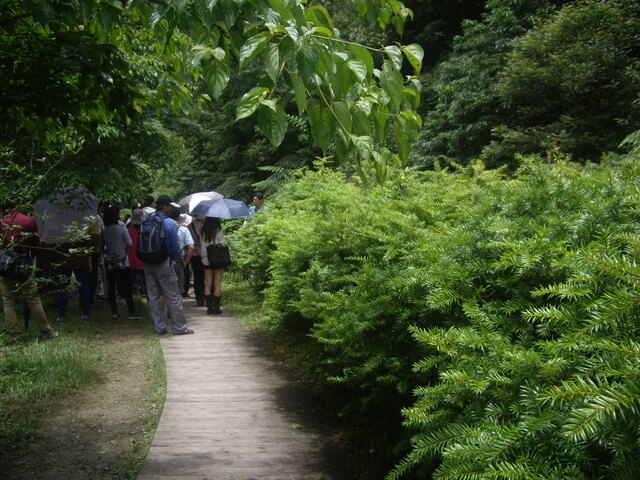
[0,191,268,341]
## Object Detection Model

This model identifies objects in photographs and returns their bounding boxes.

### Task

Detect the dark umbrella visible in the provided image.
[34,187,98,243]
[190,198,250,219]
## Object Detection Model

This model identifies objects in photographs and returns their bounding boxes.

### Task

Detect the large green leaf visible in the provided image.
[401,44,424,74]
[380,60,403,110]
[307,99,335,152]
[288,71,307,114]
[239,31,272,69]
[351,134,373,160]
[236,87,270,120]
[332,101,352,135]
[258,104,288,147]
[347,59,368,82]
[372,104,387,144]
[349,44,374,78]
[372,150,388,184]
[353,108,372,137]
[384,45,403,71]
[264,43,280,84]
[204,60,230,99]
[267,0,293,20]
[304,5,333,29]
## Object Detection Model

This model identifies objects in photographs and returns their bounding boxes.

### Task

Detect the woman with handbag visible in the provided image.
[200,216,231,315]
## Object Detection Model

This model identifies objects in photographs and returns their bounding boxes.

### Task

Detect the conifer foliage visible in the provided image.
[233,146,640,479]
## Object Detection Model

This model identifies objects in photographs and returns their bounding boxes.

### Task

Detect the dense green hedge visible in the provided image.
[232,153,640,479]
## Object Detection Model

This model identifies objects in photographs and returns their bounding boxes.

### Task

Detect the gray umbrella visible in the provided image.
[34,188,98,243]
[179,191,223,213]
[190,198,249,219]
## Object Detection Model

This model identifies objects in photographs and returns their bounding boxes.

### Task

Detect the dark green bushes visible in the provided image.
[232,154,640,479]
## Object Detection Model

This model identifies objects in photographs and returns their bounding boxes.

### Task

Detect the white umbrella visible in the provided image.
[34,187,98,243]
[178,191,223,213]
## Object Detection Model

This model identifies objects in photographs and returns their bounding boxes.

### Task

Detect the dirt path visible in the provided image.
[1,321,163,480]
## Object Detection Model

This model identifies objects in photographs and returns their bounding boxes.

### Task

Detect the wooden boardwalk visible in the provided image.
[137,298,348,480]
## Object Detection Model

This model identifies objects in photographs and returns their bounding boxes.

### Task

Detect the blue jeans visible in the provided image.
[57,268,91,319]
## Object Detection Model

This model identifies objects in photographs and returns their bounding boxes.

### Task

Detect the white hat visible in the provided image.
[179,214,192,226]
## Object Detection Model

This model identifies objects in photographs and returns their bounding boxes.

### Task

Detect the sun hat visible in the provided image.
[179,214,192,226]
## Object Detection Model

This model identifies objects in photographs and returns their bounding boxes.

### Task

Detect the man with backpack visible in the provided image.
[137,195,194,336]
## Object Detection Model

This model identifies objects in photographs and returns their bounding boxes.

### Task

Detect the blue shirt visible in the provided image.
[156,212,180,261]
[247,204,268,219]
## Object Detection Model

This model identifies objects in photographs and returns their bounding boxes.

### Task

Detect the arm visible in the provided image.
[183,244,194,267]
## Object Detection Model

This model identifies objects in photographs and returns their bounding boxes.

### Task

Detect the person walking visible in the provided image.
[1,204,59,341]
[140,195,194,335]
[200,216,227,315]
[102,205,141,320]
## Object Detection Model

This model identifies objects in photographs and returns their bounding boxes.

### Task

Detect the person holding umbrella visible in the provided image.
[200,217,228,315]
[190,198,248,315]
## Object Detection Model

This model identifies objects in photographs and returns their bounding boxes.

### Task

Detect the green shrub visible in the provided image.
[232,153,640,479]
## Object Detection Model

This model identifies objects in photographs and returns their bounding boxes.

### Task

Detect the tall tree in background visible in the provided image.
[485,0,640,166]
[410,0,566,168]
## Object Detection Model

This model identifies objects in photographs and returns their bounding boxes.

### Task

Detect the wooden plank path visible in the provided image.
[137,298,349,480]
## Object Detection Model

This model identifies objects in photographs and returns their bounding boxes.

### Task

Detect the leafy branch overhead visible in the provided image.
[4,0,423,177]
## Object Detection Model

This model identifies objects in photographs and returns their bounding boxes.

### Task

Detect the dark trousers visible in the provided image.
[57,268,91,319]
[107,267,135,315]
[88,252,100,300]
[183,262,191,294]
[190,256,204,304]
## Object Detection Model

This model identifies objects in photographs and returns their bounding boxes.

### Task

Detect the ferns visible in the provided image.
[231,155,640,479]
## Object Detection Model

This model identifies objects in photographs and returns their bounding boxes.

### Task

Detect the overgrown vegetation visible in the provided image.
[4,0,640,478]
[230,140,640,478]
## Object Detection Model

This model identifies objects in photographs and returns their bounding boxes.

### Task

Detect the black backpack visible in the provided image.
[136,213,169,264]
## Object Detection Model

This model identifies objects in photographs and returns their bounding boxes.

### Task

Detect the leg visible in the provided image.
[144,265,166,334]
[211,268,224,314]
[174,263,185,301]
[155,261,190,334]
[106,268,119,315]
[191,256,205,305]
[88,252,99,302]
[0,277,20,336]
[213,268,224,297]
[74,269,91,318]
[183,262,191,295]
[204,267,214,314]
[21,276,53,334]
[120,268,136,314]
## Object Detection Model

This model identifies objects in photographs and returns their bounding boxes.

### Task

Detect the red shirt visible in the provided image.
[127,226,144,270]
[1,210,39,252]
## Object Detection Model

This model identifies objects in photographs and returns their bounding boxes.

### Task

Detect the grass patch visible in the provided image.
[0,294,166,480]
[0,322,108,448]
